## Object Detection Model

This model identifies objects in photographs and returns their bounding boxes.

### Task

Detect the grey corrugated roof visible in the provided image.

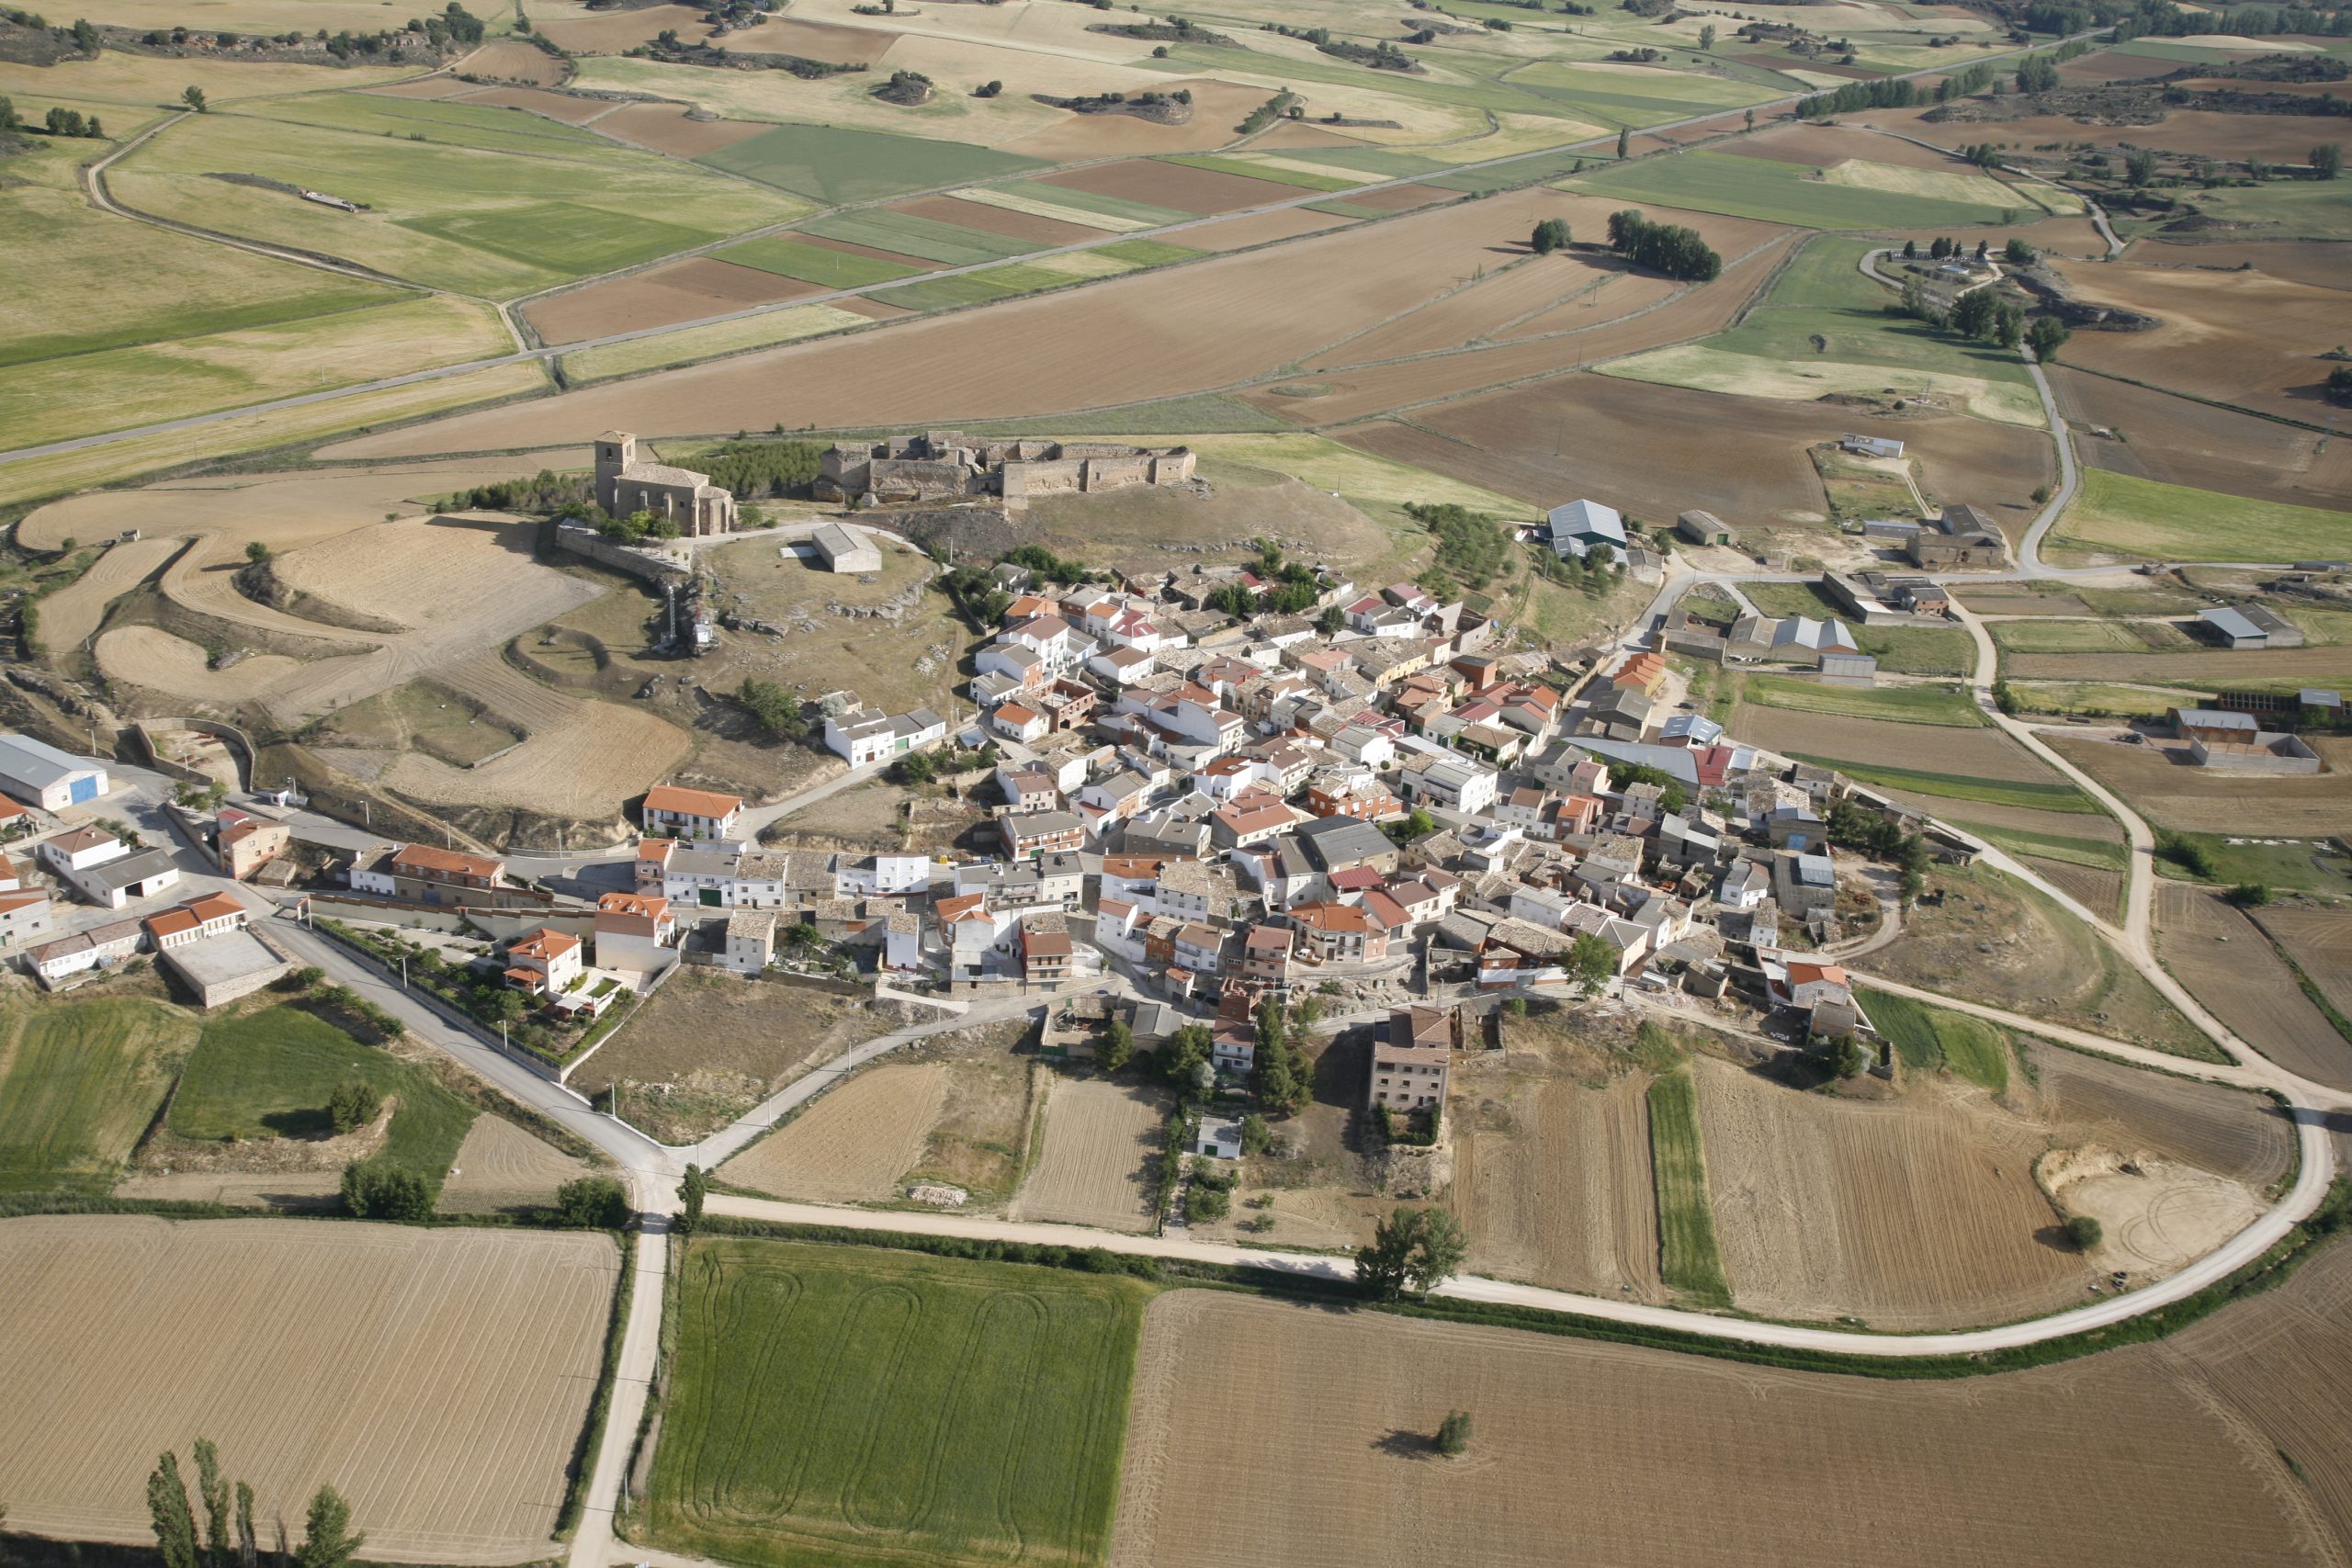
[2199,606,2267,641]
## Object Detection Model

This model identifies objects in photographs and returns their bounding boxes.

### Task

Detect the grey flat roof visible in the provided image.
[162,929,285,987]
[2200,606,2267,641]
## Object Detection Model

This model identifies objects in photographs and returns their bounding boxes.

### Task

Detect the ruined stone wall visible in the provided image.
[1080,455,1151,491]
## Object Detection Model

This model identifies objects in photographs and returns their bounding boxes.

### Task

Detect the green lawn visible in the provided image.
[2051,468,2352,565]
[699,123,1046,205]
[798,209,1046,266]
[645,1236,1148,1568]
[1854,625,1975,675]
[108,100,805,297]
[1859,987,2010,1092]
[168,1004,475,1180]
[1953,820,2132,871]
[1562,149,2025,229]
[1789,754,2104,814]
[1744,673,1988,727]
[0,998,197,1195]
[717,235,925,289]
[1990,617,2188,654]
[1646,1070,1731,1310]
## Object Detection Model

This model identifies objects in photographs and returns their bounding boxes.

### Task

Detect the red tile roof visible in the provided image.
[644,784,743,819]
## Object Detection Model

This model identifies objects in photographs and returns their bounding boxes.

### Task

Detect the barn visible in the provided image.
[811,523,883,574]
[0,733,107,811]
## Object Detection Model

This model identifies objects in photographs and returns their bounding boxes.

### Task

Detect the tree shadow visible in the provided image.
[1371,1428,1438,1461]
[261,1107,334,1138]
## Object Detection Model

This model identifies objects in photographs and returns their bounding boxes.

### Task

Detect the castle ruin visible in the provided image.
[815,431,1196,512]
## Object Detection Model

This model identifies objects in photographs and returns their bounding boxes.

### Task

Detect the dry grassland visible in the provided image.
[95,626,304,705]
[1111,1287,2330,1567]
[379,696,691,818]
[437,1115,594,1213]
[0,51,414,107]
[1003,80,1271,159]
[2156,883,2352,1091]
[322,190,1623,454]
[0,1215,618,1564]
[570,969,894,1102]
[524,259,821,346]
[1865,101,2352,166]
[2004,647,2352,685]
[2124,237,2352,292]
[1693,1057,2087,1327]
[1009,1075,1166,1234]
[718,1062,947,1202]
[2049,732,2352,837]
[2046,367,2352,514]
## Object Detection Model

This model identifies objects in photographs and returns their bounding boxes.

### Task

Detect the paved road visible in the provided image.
[2,27,2113,471]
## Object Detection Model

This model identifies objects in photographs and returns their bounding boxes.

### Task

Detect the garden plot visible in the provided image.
[0,1215,619,1564]
[1111,1289,2323,1568]
[1009,1076,1166,1234]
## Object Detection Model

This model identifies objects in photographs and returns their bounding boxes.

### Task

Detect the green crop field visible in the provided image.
[1953,819,2132,872]
[799,209,1046,266]
[1991,617,2189,654]
[1647,1069,1730,1309]
[2186,177,2352,243]
[107,100,806,297]
[1788,754,2104,814]
[867,265,1070,311]
[169,1004,475,1180]
[646,1236,1148,1568]
[1510,62,1776,126]
[2156,833,2352,899]
[1094,238,1205,266]
[1743,673,1988,727]
[1424,145,1615,194]
[1859,987,2009,1092]
[1853,625,1975,675]
[0,998,196,1195]
[2052,469,2352,564]
[1014,179,1193,228]
[699,123,1046,205]
[1564,149,2022,228]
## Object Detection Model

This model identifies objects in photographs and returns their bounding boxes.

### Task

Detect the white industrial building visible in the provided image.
[0,733,107,811]
[809,523,883,574]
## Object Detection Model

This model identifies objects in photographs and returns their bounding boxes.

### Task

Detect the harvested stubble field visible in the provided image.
[458,40,570,85]
[1864,864,2216,1059]
[1691,1057,2086,1327]
[2028,855,2126,921]
[2049,731,2352,837]
[1111,1280,2339,1568]
[523,258,823,345]
[2004,645,2352,687]
[720,1062,948,1202]
[646,1236,1147,1568]
[2156,884,2352,1092]
[1452,1058,1665,1303]
[592,101,775,157]
[1009,1075,1168,1234]
[2123,237,2352,293]
[322,191,1677,457]
[2258,905,2352,1022]
[2025,1041,2294,1187]
[437,1114,594,1213]
[572,970,897,1110]
[2046,367,2352,515]
[0,1215,619,1563]
[1728,705,2059,783]
[35,536,182,654]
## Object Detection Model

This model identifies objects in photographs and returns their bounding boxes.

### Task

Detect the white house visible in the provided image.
[594,892,677,974]
[824,705,947,766]
[883,908,923,971]
[38,826,125,876]
[0,733,106,812]
[504,928,584,997]
[721,908,776,976]
[641,784,744,841]
[837,852,930,898]
[0,890,53,950]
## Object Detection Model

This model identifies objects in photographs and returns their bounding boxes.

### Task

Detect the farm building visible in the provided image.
[352,843,507,902]
[25,915,144,987]
[1546,499,1629,565]
[160,926,289,1009]
[2169,707,2322,773]
[721,908,775,976]
[1905,504,2006,569]
[1841,434,1905,459]
[823,705,947,766]
[1676,510,1735,547]
[0,733,106,811]
[594,431,738,537]
[809,523,882,574]
[2196,604,2301,649]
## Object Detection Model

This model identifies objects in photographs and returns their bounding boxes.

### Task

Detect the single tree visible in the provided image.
[2125,148,2158,186]
[1435,1410,1473,1457]
[2003,236,2034,265]
[1239,1112,1271,1155]
[325,1078,381,1134]
[2315,142,2343,180]
[148,1452,201,1568]
[295,1487,363,1568]
[2026,314,2070,361]
[1355,1207,1421,1299]
[1566,931,1617,993]
[1901,237,1917,259]
[234,1483,258,1568]
[182,85,208,112]
[2064,1214,2102,1251]
[1529,216,1571,254]
[194,1440,233,1568]
[677,1163,707,1232]
[1409,1207,1467,1292]
[554,1176,629,1228]
[1097,1019,1134,1073]
[1614,125,1629,158]
[2225,882,2272,908]
[73,17,99,51]
[244,540,272,566]
[1698,21,1714,47]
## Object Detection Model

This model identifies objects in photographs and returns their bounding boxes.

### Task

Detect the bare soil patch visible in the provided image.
[437,1115,594,1213]
[708,15,897,63]
[2024,1039,2294,1186]
[2157,882,2352,1090]
[2046,366,2352,513]
[1110,1284,2327,1567]
[1695,1056,2087,1328]
[38,536,183,653]
[2026,855,2125,920]
[890,193,1103,247]
[536,2,710,52]
[96,626,304,705]
[1044,157,1301,214]
[1008,1074,1167,1233]
[2046,257,2349,422]
[1179,207,1356,251]
[570,969,896,1101]
[720,1062,947,1202]
[459,39,569,84]
[109,1168,342,1206]
[2049,731,2352,837]
[524,258,820,346]
[2043,1146,2263,1274]
[0,1215,618,1565]
[592,101,775,156]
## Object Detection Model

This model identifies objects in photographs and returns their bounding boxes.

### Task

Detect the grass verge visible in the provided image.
[1859,987,2010,1092]
[1788,753,2101,814]
[1646,1069,1731,1309]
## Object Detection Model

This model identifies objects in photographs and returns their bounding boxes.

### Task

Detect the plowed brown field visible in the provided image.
[1304,255,1671,371]
[535,2,709,52]
[1864,102,2352,165]
[1180,208,1355,250]
[2156,883,2352,1091]
[1453,1072,1664,1302]
[2024,856,2125,921]
[1110,1283,2335,1567]
[524,258,819,345]
[2025,1041,2294,1187]
[2122,237,2352,291]
[0,1215,618,1564]
[1008,1075,1165,1233]
[718,1062,947,1202]
[592,101,774,156]
[1693,1057,2087,1328]
[459,40,567,85]
[2005,648,2352,685]
[2047,259,2349,422]
[889,193,1103,247]
[2259,905,2352,1021]
[2047,367,2352,513]
[2050,731,2352,837]
[1730,704,2061,781]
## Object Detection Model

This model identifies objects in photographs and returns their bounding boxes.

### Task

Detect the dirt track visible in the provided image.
[0,1214,618,1564]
